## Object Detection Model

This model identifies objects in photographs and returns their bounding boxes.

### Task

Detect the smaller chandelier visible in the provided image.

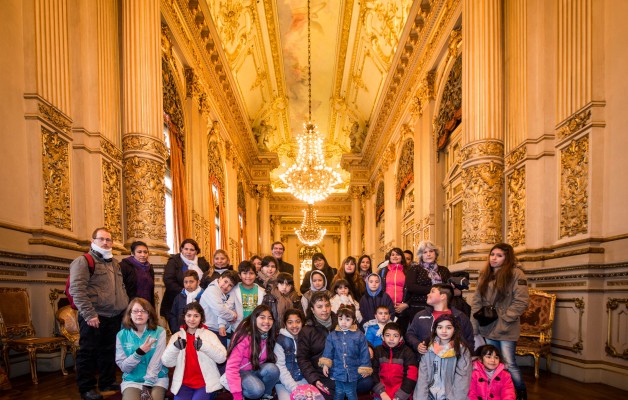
[295,205,326,246]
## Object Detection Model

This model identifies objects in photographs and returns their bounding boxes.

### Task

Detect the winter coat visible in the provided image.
[296,313,338,385]
[198,280,237,331]
[379,264,409,305]
[225,334,272,400]
[358,290,395,329]
[168,289,204,333]
[119,257,155,306]
[405,306,475,358]
[277,259,295,275]
[470,268,529,341]
[161,326,226,394]
[415,342,472,400]
[372,342,418,400]
[405,263,451,308]
[161,254,210,316]
[275,328,304,391]
[115,326,168,391]
[468,359,516,400]
[300,265,337,293]
[319,326,372,382]
[301,270,330,313]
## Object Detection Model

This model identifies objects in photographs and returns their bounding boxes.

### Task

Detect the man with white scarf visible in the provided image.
[68,227,129,400]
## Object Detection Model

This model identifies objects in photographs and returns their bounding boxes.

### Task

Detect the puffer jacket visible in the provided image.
[296,313,338,385]
[372,341,418,400]
[468,359,516,400]
[470,268,529,341]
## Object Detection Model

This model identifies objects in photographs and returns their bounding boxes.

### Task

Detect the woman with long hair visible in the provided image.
[471,243,529,400]
[299,253,336,293]
[331,256,366,299]
[357,255,373,281]
[378,247,411,331]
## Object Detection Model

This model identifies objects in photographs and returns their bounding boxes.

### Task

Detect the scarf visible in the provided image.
[430,339,456,359]
[125,255,150,270]
[91,243,113,261]
[183,286,202,304]
[258,269,279,287]
[315,315,333,330]
[365,273,382,297]
[375,321,387,338]
[181,255,204,279]
[388,263,403,272]
[422,262,442,284]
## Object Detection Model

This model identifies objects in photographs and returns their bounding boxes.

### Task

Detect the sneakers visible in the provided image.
[80,390,103,400]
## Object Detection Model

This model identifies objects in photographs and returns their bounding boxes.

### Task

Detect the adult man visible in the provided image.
[271,241,294,275]
[405,283,474,359]
[69,228,129,400]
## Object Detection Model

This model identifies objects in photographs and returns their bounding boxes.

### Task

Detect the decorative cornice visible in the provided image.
[100,138,123,163]
[557,109,591,140]
[505,145,527,169]
[38,102,71,135]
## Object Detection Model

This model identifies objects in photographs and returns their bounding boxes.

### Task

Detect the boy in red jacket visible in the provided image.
[372,322,418,400]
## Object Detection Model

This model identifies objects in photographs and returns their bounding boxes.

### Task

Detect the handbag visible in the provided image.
[473,294,498,326]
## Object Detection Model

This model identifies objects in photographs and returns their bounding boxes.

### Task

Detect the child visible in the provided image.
[363,306,392,347]
[116,298,169,400]
[232,260,264,329]
[169,270,204,333]
[274,309,308,400]
[301,270,329,313]
[372,322,418,400]
[330,279,362,323]
[272,272,297,327]
[469,345,516,400]
[358,273,395,330]
[257,255,279,290]
[161,302,227,400]
[319,305,372,400]
[224,305,280,400]
[199,270,239,349]
[415,314,471,400]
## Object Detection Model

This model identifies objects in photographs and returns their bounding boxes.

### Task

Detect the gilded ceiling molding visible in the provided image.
[559,136,589,238]
[434,55,462,152]
[506,166,526,248]
[505,145,527,170]
[361,0,414,67]
[396,140,415,201]
[100,138,123,163]
[557,109,591,140]
[41,128,72,231]
[461,161,503,247]
[102,159,123,242]
[38,103,71,136]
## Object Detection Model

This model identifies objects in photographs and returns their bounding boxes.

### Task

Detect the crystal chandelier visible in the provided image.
[295,205,326,246]
[280,0,342,205]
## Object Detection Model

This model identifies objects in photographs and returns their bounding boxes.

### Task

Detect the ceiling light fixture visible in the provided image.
[295,205,326,246]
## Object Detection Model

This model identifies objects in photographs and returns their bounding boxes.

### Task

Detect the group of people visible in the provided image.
[68,227,530,400]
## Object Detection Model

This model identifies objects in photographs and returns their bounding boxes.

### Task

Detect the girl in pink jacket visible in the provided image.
[224,305,280,400]
[469,345,516,400]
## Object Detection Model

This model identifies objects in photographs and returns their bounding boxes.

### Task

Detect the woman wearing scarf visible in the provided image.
[404,241,452,326]
[160,239,212,318]
[120,241,156,306]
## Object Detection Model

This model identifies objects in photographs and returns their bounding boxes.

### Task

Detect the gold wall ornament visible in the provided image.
[123,135,169,161]
[163,56,186,155]
[448,26,462,60]
[102,159,123,242]
[381,143,397,170]
[184,67,202,99]
[505,145,527,169]
[208,140,225,189]
[557,109,591,140]
[237,182,247,216]
[507,166,526,247]
[257,184,271,199]
[396,139,414,201]
[161,24,174,61]
[41,128,72,230]
[417,70,436,104]
[38,103,71,135]
[461,140,504,164]
[605,298,628,359]
[461,161,504,247]
[434,55,462,152]
[100,138,122,162]
[375,182,385,225]
[560,136,589,238]
[123,156,167,241]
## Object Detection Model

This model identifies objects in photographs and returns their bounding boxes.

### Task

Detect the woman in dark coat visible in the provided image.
[120,241,155,306]
[160,239,211,317]
[299,253,336,294]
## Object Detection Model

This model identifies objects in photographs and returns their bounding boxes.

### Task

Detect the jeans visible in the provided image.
[486,338,525,391]
[240,363,280,399]
[174,385,215,400]
[317,375,373,400]
[334,380,358,400]
[76,314,122,393]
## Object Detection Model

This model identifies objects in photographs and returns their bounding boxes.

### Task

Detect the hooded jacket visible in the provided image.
[468,359,516,400]
[300,265,336,293]
[358,273,396,329]
[415,341,471,400]
[372,340,418,400]
[301,270,331,313]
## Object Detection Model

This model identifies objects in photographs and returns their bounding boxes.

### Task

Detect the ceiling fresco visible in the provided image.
[203,0,413,191]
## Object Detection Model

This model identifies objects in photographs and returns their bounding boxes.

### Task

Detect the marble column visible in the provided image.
[121,0,168,252]
[258,185,271,255]
[339,216,349,262]
[350,186,363,257]
[460,0,505,258]
[271,215,282,243]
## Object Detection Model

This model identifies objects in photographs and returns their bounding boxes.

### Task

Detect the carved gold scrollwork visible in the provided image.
[123,156,166,241]
[560,136,589,238]
[102,159,123,242]
[257,184,271,199]
[605,298,628,359]
[38,103,71,135]
[396,140,414,200]
[448,27,462,59]
[461,162,503,247]
[558,109,591,140]
[375,182,385,225]
[101,138,123,162]
[507,167,526,247]
[123,135,168,161]
[505,146,526,169]
[42,128,72,230]
[461,141,504,164]
[434,56,462,152]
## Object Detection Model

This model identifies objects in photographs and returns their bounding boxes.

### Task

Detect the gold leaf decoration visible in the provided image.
[396,140,414,200]
[558,109,591,140]
[461,162,503,246]
[41,128,71,230]
[122,135,168,160]
[505,146,526,169]
[461,141,504,163]
[102,159,122,242]
[38,103,71,135]
[100,138,122,162]
[560,136,589,238]
[507,166,526,247]
[434,55,462,152]
[375,182,385,226]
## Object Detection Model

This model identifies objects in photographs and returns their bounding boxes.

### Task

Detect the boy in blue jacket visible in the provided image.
[168,269,203,332]
[363,305,392,347]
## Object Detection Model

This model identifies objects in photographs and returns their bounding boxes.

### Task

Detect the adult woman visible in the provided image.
[296,292,373,400]
[250,255,263,273]
[161,239,212,317]
[299,253,336,293]
[404,241,452,324]
[120,241,156,306]
[331,256,366,299]
[357,255,373,281]
[116,298,168,400]
[471,243,529,400]
[378,248,411,331]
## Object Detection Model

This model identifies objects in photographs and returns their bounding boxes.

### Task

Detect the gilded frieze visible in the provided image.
[208,140,225,189]
[559,136,589,238]
[461,140,504,164]
[396,140,414,200]
[102,159,123,242]
[434,55,462,152]
[237,182,247,215]
[375,182,385,225]
[507,166,525,248]
[38,103,71,135]
[123,135,168,161]
[461,162,503,247]
[557,109,591,140]
[41,128,72,230]
[100,138,122,162]
[505,146,526,169]
[448,26,462,59]
[123,156,166,241]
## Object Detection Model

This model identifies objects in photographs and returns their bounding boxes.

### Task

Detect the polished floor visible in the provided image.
[1,366,627,400]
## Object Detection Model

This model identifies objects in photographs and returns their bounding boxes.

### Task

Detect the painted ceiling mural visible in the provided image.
[203,0,413,191]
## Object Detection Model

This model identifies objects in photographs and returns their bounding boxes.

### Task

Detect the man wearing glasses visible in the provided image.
[68,227,129,400]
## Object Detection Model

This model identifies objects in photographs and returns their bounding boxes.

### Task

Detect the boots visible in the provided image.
[516,388,528,400]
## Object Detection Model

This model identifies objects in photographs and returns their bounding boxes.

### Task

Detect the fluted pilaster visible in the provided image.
[504,0,527,153]
[97,0,121,145]
[258,185,271,255]
[339,216,349,262]
[350,186,364,257]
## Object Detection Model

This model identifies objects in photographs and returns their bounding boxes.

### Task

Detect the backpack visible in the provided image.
[65,253,95,309]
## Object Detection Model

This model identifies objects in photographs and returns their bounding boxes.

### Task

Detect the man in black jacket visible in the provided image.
[272,241,294,275]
